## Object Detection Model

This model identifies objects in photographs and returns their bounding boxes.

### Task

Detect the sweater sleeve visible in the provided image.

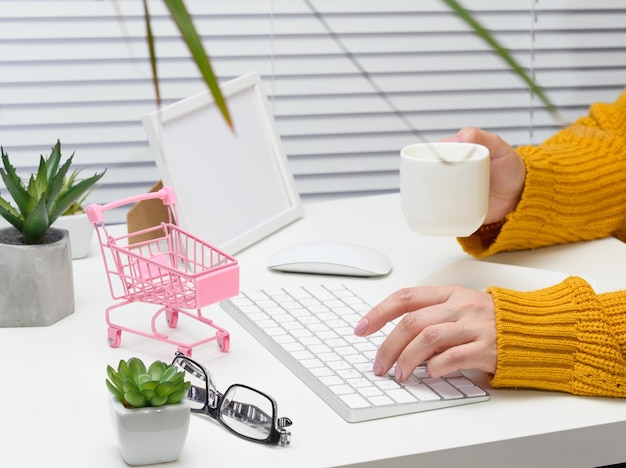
[455,91,626,397]
[488,276,626,397]
[458,89,626,258]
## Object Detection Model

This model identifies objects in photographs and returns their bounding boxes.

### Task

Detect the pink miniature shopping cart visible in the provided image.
[85,186,239,357]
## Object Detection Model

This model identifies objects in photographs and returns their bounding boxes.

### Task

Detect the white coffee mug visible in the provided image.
[400,142,489,237]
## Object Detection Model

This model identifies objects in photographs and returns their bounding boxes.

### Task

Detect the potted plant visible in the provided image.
[106,357,191,466]
[52,168,101,259]
[0,140,105,327]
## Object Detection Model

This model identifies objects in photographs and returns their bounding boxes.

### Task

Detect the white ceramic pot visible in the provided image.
[52,212,94,259]
[109,397,190,466]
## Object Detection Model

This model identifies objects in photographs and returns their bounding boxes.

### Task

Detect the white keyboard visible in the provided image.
[220,284,489,422]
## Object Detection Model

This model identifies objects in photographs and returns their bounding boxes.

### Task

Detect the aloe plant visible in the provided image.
[60,168,97,216]
[106,357,191,409]
[0,140,106,245]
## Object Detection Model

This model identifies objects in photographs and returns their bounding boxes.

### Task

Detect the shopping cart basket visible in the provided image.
[85,186,239,356]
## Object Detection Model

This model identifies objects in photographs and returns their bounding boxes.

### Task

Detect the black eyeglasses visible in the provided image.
[171,353,292,446]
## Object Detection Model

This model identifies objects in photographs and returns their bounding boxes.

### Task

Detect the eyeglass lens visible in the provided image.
[219,385,274,441]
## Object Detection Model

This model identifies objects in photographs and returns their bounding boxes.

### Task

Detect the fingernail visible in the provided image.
[373,358,383,376]
[394,365,403,381]
[354,318,368,336]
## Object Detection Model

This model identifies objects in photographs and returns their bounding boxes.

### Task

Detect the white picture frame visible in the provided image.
[141,71,303,255]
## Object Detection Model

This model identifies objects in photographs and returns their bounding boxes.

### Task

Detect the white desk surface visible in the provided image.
[3,193,626,468]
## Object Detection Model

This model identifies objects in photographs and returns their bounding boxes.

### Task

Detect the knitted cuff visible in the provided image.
[489,276,626,397]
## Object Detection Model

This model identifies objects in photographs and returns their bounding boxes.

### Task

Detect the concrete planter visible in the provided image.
[0,227,74,327]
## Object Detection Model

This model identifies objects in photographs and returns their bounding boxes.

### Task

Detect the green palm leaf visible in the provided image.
[134,0,556,133]
[441,0,557,114]
[163,0,233,129]
[139,0,233,129]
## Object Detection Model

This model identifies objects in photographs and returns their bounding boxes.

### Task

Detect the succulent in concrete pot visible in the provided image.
[0,140,105,327]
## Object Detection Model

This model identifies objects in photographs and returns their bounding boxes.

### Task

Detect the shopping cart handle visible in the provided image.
[85,186,177,224]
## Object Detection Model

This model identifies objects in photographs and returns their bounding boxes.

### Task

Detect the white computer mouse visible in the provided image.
[266,241,392,277]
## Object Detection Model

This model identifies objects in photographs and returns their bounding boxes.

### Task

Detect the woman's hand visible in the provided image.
[354,285,497,381]
[445,127,526,224]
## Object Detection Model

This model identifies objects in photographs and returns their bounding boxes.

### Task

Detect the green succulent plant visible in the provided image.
[106,357,191,409]
[60,168,97,216]
[0,140,106,245]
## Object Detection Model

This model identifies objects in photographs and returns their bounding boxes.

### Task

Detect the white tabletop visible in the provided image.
[3,193,626,468]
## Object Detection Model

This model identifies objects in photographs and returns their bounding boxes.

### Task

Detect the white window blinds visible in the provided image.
[1,0,625,222]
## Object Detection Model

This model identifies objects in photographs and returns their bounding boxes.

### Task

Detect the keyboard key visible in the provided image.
[282,342,304,352]
[265,327,287,337]
[320,375,343,386]
[404,382,440,401]
[257,319,277,329]
[459,385,487,398]
[299,316,320,325]
[301,359,324,369]
[368,395,394,407]
[329,384,354,396]
[244,290,268,301]
[308,323,330,333]
[325,338,348,348]
[339,393,370,409]
[345,354,369,364]
[346,378,372,389]
[299,336,322,346]
[309,366,333,377]
[284,287,312,299]
[336,368,362,379]
[327,360,352,371]
[248,312,269,321]
[374,380,401,391]
[292,350,314,360]
[354,342,377,352]
[358,386,383,397]
[317,312,339,321]
[306,286,335,301]
[318,352,342,362]
[316,330,339,340]
[291,329,313,338]
[308,344,331,354]
[274,334,295,344]
[334,346,358,356]
[448,377,475,388]
[412,366,430,379]
[423,378,464,400]
[386,389,417,404]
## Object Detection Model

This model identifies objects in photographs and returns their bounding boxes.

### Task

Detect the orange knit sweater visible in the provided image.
[457,89,626,397]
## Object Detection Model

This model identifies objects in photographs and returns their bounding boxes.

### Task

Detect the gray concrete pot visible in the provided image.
[0,227,74,327]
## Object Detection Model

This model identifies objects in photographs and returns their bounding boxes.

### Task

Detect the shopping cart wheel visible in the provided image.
[218,335,230,353]
[177,346,192,357]
[108,327,122,348]
[166,309,179,328]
